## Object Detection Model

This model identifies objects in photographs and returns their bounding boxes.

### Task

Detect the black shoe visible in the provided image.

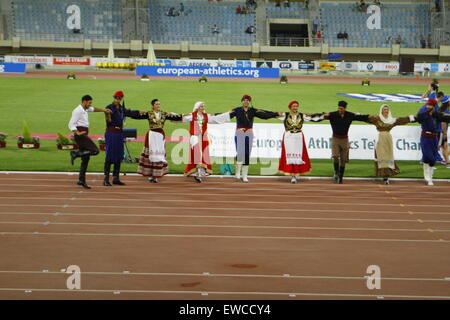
[77,180,91,189]
[112,178,126,186]
[70,151,77,165]
[103,178,112,187]
[383,178,389,185]
[194,177,202,183]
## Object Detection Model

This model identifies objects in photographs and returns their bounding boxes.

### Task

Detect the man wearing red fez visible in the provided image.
[102,91,146,186]
[229,94,282,182]
[277,101,323,183]
[416,99,450,185]
[321,101,370,184]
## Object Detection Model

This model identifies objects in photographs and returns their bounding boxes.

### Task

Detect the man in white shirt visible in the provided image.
[68,95,111,189]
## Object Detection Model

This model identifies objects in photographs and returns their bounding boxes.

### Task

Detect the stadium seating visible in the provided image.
[319,2,430,48]
[266,2,309,19]
[11,0,123,42]
[148,0,256,45]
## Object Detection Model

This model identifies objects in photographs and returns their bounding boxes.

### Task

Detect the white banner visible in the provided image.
[4,56,53,65]
[208,123,426,160]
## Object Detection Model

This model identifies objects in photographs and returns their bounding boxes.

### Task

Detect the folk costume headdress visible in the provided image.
[379,104,396,124]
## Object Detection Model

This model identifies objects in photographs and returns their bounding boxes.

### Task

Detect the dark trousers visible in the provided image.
[74,134,99,181]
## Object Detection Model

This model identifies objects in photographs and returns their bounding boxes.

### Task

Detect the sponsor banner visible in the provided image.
[236,60,253,68]
[298,60,315,70]
[136,66,279,78]
[276,61,296,69]
[4,56,53,65]
[208,123,423,160]
[256,61,273,68]
[338,62,358,71]
[337,93,426,103]
[53,57,90,65]
[360,62,376,72]
[173,59,236,67]
[0,63,26,73]
[319,62,336,70]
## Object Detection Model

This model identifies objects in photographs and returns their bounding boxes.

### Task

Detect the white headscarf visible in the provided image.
[193,101,205,112]
[379,104,396,124]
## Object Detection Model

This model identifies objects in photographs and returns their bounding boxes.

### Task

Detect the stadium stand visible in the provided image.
[148,0,257,45]
[320,2,430,48]
[11,0,123,42]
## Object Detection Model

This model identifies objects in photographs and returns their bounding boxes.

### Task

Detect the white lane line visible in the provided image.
[2,211,450,223]
[1,204,450,220]
[1,183,449,195]
[0,196,448,208]
[1,221,449,233]
[0,189,448,202]
[0,270,446,282]
[0,287,448,299]
[0,231,448,243]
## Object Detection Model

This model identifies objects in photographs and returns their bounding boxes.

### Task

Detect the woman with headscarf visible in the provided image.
[277,100,323,183]
[182,101,231,183]
[135,99,183,183]
[367,104,415,184]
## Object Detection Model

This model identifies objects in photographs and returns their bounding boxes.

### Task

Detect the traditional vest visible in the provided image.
[190,111,209,135]
[283,112,304,132]
[147,111,169,129]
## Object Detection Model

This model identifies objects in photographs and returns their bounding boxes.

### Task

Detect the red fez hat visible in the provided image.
[427,98,437,106]
[288,100,299,109]
[114,91,124,98]
[241,94,252,101]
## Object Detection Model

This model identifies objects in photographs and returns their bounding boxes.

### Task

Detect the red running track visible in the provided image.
[0,173,449,300]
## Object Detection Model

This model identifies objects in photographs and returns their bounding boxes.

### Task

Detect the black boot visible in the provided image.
[112,163,125,185]
[333,162,340,182]
[103,161,112,186]
[338,166,345,184]
[70,150,91,165]
[77,155,91,189]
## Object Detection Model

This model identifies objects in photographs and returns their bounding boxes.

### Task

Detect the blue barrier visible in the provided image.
[0,63,26,73]
[136,66,279,79]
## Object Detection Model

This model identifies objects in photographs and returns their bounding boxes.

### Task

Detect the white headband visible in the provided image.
[193,101,205,112]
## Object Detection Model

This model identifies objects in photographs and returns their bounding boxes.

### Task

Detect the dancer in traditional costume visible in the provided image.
[367,104,415,184]
[322,101,370,184]
[277,100,323,183]
[229,94,281,183]
[182,101,231,182]
[136,99,183,183]
[416,99,450,185]
[103,91,146,186]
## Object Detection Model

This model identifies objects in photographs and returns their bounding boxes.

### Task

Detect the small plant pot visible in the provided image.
[18,142,40,149]
[0,141,6,148]
[57,144,79,150]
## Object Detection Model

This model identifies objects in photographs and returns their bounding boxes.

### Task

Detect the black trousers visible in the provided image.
[74,134,99,181]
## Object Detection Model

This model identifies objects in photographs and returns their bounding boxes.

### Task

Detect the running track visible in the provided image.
[0,173,449,300]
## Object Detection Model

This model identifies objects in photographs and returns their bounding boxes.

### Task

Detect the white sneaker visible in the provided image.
[291,177,297,184]
[427,180,434,186]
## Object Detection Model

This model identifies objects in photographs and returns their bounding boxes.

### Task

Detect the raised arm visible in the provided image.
[393,115,415,126]
[254,109,280,119]
[166,112,184,121]
[304,113,326,122]
[353,113,370,123]
[435,112,450,123]
[124,108,149,119]
[208,112,231,124]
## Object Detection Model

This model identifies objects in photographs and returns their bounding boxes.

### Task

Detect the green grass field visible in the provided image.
[0,76,448,178]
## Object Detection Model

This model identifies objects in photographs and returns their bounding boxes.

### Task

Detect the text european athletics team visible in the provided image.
[68,90,450,189]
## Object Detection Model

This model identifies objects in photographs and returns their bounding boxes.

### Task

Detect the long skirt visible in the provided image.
[137,129,168,178]
[184,134,213,176]
[374,131,400,177]
[105,131,124,164]
[278,132,311,175]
